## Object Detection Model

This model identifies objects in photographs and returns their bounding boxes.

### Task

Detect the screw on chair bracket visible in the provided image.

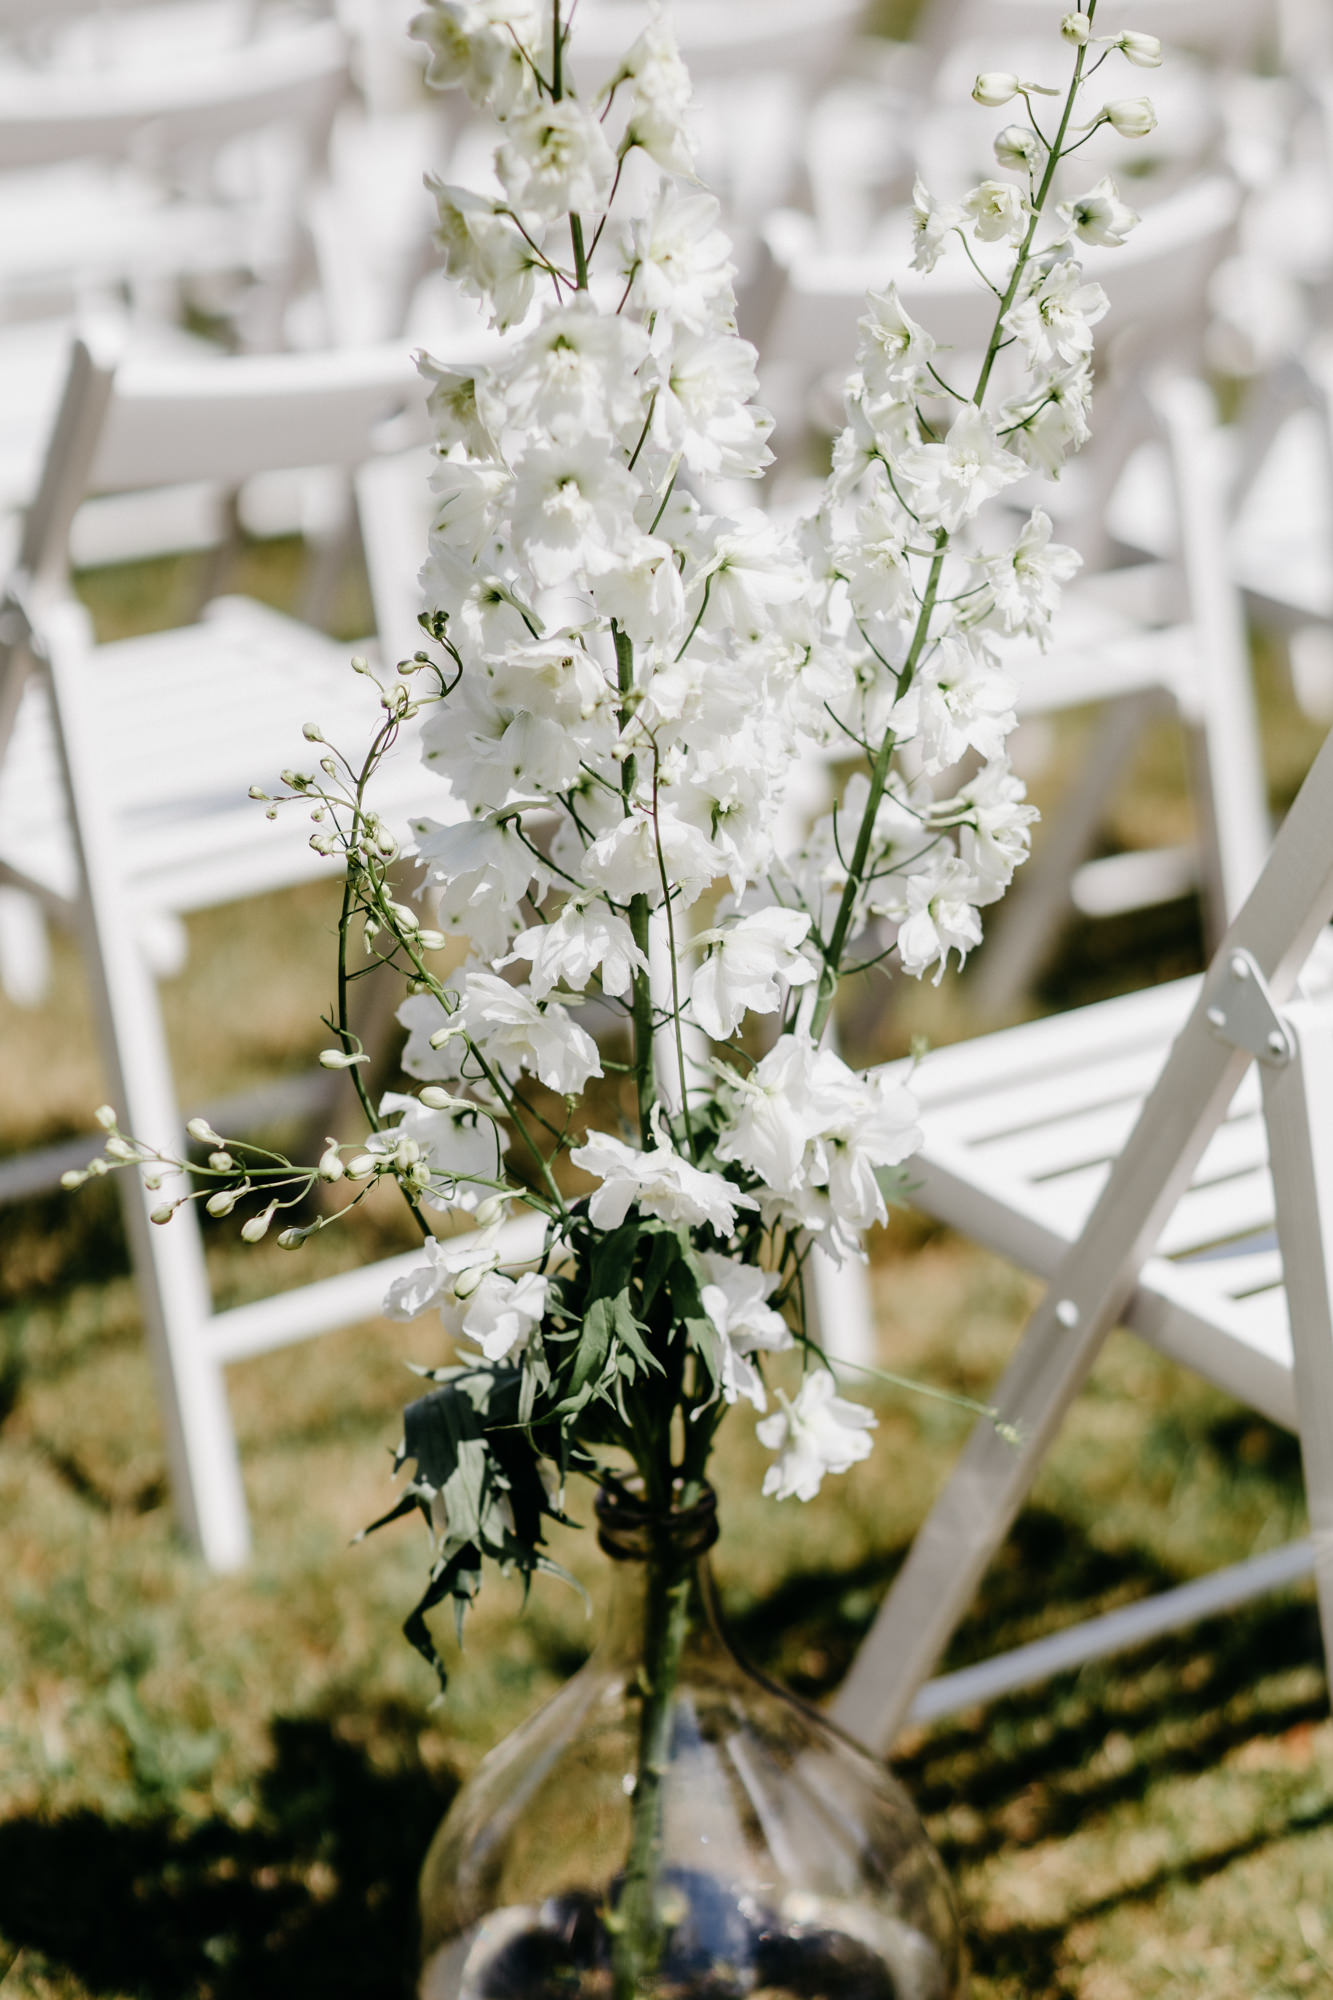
[1203,949,1293,1067]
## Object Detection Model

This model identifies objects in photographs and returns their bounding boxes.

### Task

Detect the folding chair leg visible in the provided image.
[805,1239,877,1369]
[829,1288,1117,1752]
[1262,1002,1333,1677]
[45,611,251,1570]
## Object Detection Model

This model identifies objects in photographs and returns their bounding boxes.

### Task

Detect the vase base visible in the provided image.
[422,1875,958,2000]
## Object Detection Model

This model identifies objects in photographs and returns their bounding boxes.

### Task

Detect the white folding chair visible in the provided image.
[830,721,1333,1753]
[0,324,493,1571]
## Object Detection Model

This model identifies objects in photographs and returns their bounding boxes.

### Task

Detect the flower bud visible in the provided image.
[994,123,1043,169]
[429,1023,463,1049]
[419,1086,461,1110]
[1118,30,1162,66]
[208,1151,235,1171]
[416,929,446,951]
[87,1157,109,1177]
[95,1105,119,1131]
[1060,12,1089,43]
[207,1188,241,1216]
[61,1168,88,1189]
[346,1153,378,1180]
[473,1195,506,1228]
[1103,96,1156,136]
[143,1171,164,1191]
[277,1228,306,1250]
[302,722,324,743]
[320,757,337,776]
[317,1139,345,1182]
[318,1048,368,1069]
[187,1117,224,1146]
[453,1264,486,1300]
[248,785,269,801]
[241,1201,278,1243]
[150,1203,177,1225]
[105,1136,140,1163]
[972,70,1019,106]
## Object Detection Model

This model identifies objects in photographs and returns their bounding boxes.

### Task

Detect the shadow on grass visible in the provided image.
[0,1712,450,2000]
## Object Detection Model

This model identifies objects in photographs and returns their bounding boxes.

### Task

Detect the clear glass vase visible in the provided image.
[419,1480,966,2000]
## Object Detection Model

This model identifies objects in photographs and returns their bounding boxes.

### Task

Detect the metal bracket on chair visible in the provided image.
[1203,948,1293,1067]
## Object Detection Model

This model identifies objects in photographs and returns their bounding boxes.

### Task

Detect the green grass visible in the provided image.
[1,540,1331,1996]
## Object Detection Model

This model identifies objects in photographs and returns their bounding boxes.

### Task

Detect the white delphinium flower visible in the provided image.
[994,123,1044,172]
[1004,256,1109,371]
[910,176,965,272]
[856,285,937,405]
[895,854,985,983]
[985,509,1082,643]
[615,11,696,173]
[1102,96,1157,138]
[715,1037,921,1252]
[460,1268,550,1361]
[503,902,648,999]
[383,1224,504,1321]
[581,805,725,907]
[496,97,618,221]
[413,815,543,953]
[952,759,1040,901]
[695,1251,793,1411]
[688,510,808,632]
[448,971,604,1095]
[428,182,538,332]
[892,632,1018,772]
[571,1123,758,1234]
[647,328,774,478]
[897,406,1027,533]
[1001,362,1093,476]
[689,906,817,1040]
[1116,31,1162,68]
[835,487,918,625]
[479,304,649,453]
[411,0,544,116]
[757,1370,877,1501]
[590,531,687,648]
[1058,176,1140,248]
[624,184,736,331]
[963,179,1030,245]
[509,437,640,586]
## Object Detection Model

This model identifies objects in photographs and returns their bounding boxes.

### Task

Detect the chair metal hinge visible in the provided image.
[1203,948,1293,1067]
[0,577,45,659]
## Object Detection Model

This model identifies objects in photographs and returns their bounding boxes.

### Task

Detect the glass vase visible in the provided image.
[419,1479,966,1999]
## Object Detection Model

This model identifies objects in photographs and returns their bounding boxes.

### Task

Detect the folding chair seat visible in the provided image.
[829,723,1333,1752]
[0,325,494,1571]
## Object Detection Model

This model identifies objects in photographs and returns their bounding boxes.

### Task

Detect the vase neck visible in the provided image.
[592,1479,728,1671]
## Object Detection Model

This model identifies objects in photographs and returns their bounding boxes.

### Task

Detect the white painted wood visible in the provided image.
[1261,1002,1333,1671]
[832,724,1333,1753]
[0,332,480,1566]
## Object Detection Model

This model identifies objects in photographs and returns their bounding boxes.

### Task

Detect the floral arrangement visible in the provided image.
[75,0,1159,1684]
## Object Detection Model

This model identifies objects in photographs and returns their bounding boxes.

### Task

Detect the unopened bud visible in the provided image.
[1103,95,1156,136]
[350,655,371,675]
[473,1195,506,1228]
[318,1048,368,1069]
[1118,30,1162,66]
[277,1227,306,1249]
[187,1117,224,1146]
[143,1171,165,1191]
[419,1086,462,1110]
[429,1023,462,1049]
[95,1105,119,1131]
[61,1168,88,1189]
[207,1188,241,1216]
[87,1157,109,1177]
[150,1203,177,1225]
[208,1151,235,1171]
[241,1201,278,1243]
[388,901,420,932]
[972,70,1019,106]
[994,123,1043,169]
[346,1153,378,1180]
[320,757,337,776]
[1059,11,1089,43]
[453,1264,486,1300]
[416,928,446,950]
[248,785,269,801]
[317,1140,345,1182]
[105,1136,140,1163]
[302,722,324,743]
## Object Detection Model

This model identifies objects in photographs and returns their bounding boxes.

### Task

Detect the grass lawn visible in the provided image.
[1,536,1331,1997]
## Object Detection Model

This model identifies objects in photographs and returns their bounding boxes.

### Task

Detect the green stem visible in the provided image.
[609,1526,694,2000]
[614,623,658,1139]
